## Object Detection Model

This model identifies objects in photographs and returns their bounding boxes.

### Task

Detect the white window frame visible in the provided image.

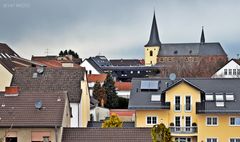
[229,138,240,142]
[206,138,218,142]
[224,69,228,75]
[151,95,161,101]
[206,95,214,101]
[229,116,240,126]
[215,95,224,101]
[184,96,192,112]
[226,95,234,101]
[206,116,218,126]
[174,96,181,112]
[146,116,158,125]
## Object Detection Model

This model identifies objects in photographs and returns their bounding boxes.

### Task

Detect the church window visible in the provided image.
[150,51,153,56]
[189,50,192,54]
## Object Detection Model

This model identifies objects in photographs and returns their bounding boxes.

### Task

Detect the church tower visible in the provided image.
[144,12,161,66]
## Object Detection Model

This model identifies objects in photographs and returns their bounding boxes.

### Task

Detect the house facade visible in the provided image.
[129,78,240,142]
[0,88,71,142]
[11,67,90,127]
[212,59,240,78]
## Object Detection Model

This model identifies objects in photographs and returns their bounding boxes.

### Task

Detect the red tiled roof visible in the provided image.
[110,109,135,116]
[115,82,132,91]
[87,74,107,83]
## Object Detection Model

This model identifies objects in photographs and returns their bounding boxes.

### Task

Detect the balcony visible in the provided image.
[169,127,198,134]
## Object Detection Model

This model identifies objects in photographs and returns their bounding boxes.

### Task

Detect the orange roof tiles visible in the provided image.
[87,74,107,83]
[115,82,132,91]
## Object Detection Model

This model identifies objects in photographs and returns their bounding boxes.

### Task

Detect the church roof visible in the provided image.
[145,13,161,47]
[158,42,227,56]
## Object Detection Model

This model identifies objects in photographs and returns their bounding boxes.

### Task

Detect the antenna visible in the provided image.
[45,48,49,56]
[35,100,43,110]
[169,73,176,81]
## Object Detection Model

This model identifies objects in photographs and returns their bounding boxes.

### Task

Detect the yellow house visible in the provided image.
[129,78,240,142]
[0,88,71,142]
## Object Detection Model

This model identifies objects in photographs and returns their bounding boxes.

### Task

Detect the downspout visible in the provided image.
[55,125,58,142]
[78,103,80,126]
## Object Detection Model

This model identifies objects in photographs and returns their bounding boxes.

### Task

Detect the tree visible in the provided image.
[102,113,123,128]
[151,123,173,142]
[59,49,79,58]
[103,73,119,108]
[92,82,106,107]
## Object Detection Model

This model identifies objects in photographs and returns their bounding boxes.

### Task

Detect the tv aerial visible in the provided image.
[35,100,43,110]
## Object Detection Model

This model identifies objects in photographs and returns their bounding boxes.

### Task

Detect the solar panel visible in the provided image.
[140,80,159,90]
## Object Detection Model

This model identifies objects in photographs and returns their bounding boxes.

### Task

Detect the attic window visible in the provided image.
[174,50,178,54]
[151,95,161,101]
[205,95,214,101]
[1,53,7,58]
[226,94,234,101]
[5,53,11,58]
[216,102,224,107]
[216,95,224,101]
[189,50,192,54]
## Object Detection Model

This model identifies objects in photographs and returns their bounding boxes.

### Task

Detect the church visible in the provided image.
[144,13,228,77]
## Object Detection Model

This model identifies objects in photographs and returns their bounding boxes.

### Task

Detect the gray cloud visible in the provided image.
[0,0,240,59]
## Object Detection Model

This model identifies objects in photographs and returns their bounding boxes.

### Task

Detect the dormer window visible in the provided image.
[151,95,161,101]
[226,94,234,101]
[215,95,224,101]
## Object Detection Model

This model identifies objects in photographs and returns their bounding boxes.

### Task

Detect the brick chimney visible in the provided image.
[5,86,20,96]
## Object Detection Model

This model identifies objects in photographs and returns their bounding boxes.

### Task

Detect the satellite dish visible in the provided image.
[169,73,176,81]
[36,66,44,74]
[35,100,43,109]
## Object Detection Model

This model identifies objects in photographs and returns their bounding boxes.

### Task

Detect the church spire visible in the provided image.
[145,12,161,47]
[200,26,205,44]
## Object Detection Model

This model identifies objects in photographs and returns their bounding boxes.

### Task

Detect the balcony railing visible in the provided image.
[173,104,192,111]
[169,126,197,134]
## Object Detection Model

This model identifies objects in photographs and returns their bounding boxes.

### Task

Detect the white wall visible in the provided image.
[212,60,240,78]
[0,64,12,91]
[70,103,79,127]
[80,60,100,74]
[117,90,130,99]
[90,107,109,121]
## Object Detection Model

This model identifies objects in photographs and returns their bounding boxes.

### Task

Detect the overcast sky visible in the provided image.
[0,0,240,59]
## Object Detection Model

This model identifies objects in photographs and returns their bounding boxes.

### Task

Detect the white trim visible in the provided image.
[174,95,181,112]
[174,115,181,127]
[206,137,218,142]
[184,95,192,112]
[146,115,158,126]
[206,116,218,126]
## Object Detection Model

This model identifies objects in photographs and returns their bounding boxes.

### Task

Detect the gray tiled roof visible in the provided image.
[159,42,226,56]
[129,78,240,113]
[87,121,135,128]
[62,128,152,142]
[11,67,85,103]
[0,91,67,127]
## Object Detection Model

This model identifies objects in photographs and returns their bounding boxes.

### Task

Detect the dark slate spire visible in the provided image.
[145,12,161,47]
[200,26,205,44]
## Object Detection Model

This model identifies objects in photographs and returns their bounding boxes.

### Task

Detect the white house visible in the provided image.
[212,59,240,78]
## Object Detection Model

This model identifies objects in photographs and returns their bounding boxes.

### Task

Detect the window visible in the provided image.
[185,116,191,132]
[205,95,214,101]
[226,95,234,101]
[130,71,133,74]
[168,58,172,61]
[185,96,191,111]
[216,102,224,107]
[215,95,224,101]
[230,117,240,126]
[233,69,237,75]
[31,132,51,142]
[146,116,157,125]
[175,116,181,132]
[6,138,17,142]
[150,51,153,56]
[206,117,218,126]
[207,138,217,142]
[238,69,240,75]
[175,138,191,142]
[175,96,181,111]
[224,69,228,75]
[230,138,240,142]
[137,71,140,74]
[89,70,92,74]
[151,95,161,101]
[229,69,232,75]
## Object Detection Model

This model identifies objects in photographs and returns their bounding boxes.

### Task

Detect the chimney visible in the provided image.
[5,86,19,96]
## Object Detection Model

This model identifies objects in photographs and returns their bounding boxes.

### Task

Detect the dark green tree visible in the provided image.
[59,50,64,56]
[151,123,173,142]
[103,73,119,108]
[59,49,79,58]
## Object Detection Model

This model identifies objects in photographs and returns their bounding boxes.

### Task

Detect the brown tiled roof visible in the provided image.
[11,67,85,103]
[87,74,107,83]
[0,91,67,127]
[62,128,152,142]
[115,82,132,91]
